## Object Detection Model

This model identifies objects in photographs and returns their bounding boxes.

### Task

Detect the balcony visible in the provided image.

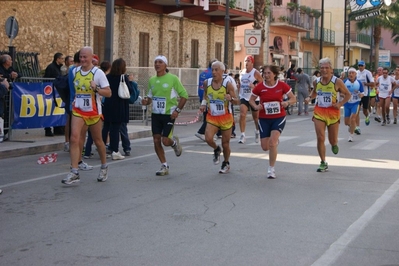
[349,33,383,48]
[302,27,335,45]
[93,0,255,27]
[270,6,313,32]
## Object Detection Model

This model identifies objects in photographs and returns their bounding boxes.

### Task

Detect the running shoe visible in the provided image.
[254,130,260,143]
[156,165,169,176]
[124,150,131,156]
[365,115,370,126]
[195,133,205,142]
[375,116,381,123]
[213,146,221,165]
[394,118,397,124]
[78,161,93,171]
[387,116,391,124]
[62,172,80,185]
[317,161,328,172]
[331,145,339,155]
[231,133,236,138]
[381,120,386,126]
[348,135,353,142]
[83,153,94,159]
[267,166,276,179]
[219,161,230,174]
[64,142,70,152]
[354,127,361,135]
[238,134,245,144]
[172,136,182,157]
[97,166,108,182]
[112,151,125,160]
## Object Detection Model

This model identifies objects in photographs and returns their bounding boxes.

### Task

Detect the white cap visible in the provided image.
[154,55,168,65]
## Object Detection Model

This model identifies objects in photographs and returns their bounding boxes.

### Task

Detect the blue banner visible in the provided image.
[12,82,66,129]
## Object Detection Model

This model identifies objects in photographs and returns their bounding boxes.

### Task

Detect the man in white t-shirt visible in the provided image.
[355,60,374,134]
[376,67,397,125]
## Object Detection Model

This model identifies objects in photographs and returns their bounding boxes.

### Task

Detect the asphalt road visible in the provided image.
[1,112,399,266]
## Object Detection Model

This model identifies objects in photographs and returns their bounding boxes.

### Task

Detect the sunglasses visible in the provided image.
[358,65,364,67]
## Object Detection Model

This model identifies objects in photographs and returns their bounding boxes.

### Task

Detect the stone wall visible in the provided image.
[0,0,232,71]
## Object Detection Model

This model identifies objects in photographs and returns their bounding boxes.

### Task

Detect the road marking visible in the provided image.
[0,146,194,189]
[287,117,311,123]
[311,177,399,266]
[299,138,344,147]
[350,139,389,150]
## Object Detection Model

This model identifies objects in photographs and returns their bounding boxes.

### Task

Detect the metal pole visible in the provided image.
[319,0,324,59]
[224,0,230,65]
[105,0,114,62]
[344,0,347,62]
[369,20,374,69]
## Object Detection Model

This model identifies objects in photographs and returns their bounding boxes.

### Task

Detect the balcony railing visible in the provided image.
[349,33,383,48]
[303,27,335,44]
[209,0,255,12]
[270,6,313,31]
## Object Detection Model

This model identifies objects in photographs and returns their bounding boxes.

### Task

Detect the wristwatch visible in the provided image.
[175,107,181,113]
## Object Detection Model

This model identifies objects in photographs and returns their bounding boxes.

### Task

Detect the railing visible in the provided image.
[349,33,384,48]
[270,6,313,31]
[209,0,254,12]
[304,27,335,44]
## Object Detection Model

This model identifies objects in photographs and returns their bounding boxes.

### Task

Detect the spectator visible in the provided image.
[44,52,65,137]
[101,58,132,160]
[0,54,22,139]
[293,67,312,115]
[286,64,297,80]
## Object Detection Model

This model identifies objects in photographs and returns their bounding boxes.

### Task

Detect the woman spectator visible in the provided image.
[249,65,296,179]
[102,58,133,160]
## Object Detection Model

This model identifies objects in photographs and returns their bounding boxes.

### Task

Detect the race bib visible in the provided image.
[263,101,281,115]
[75,94,93,112]
[350,92,360,102]
[152,97,166,114]
[317,92,333,107]
[209,99,225,116]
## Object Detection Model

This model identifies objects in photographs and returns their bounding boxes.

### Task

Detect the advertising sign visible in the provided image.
[378,50,391,68]
[12,82,67,129]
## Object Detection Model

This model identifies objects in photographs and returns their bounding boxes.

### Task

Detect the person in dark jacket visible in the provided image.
[102,58,133,160]
[44,52,64,136]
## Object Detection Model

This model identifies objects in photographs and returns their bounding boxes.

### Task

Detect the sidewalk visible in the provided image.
[0,105,311,159]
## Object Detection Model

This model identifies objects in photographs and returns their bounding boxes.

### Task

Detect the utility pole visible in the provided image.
[224,0,230,65]
[105,0,114,62]
[319,0,324,59]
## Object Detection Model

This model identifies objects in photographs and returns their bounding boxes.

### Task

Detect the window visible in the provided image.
[274,0,282,5]
[215,42,222,62]
[139,32,150,67]
[191,39,199,68]
[93,27,105,61]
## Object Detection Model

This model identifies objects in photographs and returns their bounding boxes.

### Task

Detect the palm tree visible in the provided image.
[355,1,399,70]
[253,0,270,68]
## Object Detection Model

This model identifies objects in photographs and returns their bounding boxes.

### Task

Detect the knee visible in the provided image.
[161,137,170,146]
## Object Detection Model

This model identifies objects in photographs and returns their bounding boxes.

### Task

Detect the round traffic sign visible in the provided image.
[248,36,257,46]
[5,16,19,39]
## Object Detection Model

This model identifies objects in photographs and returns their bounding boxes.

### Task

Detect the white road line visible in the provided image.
[311,177,399,266]
[299,138,344,147]
[0,146,194,189]
[350,139,389,150]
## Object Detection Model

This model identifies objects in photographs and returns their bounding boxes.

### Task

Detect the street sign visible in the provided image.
[5,16,18,39]
[244,29,261,48]
[246,48,259,55]
[378,50,391,68]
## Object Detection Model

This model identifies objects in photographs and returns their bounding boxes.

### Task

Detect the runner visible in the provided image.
[142,55,188,176]
[375,67,396,126]
[62,47,112,185]
[355,60,374,134]
[249,65,296,179]
[238,55,263,144]
[373,67,383,122]
[200,61,238,174]
[392,66,399,124]
[305,58,351,172]
[343,68,364,142]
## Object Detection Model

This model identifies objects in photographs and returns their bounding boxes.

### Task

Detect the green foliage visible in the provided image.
[287,2,299,10]
[229,0,237,9]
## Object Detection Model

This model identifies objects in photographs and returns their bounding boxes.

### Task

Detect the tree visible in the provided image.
[355,1,399,70]
[253,0,270,68]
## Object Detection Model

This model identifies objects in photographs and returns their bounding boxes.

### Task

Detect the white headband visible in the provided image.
[154,55,168,65]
